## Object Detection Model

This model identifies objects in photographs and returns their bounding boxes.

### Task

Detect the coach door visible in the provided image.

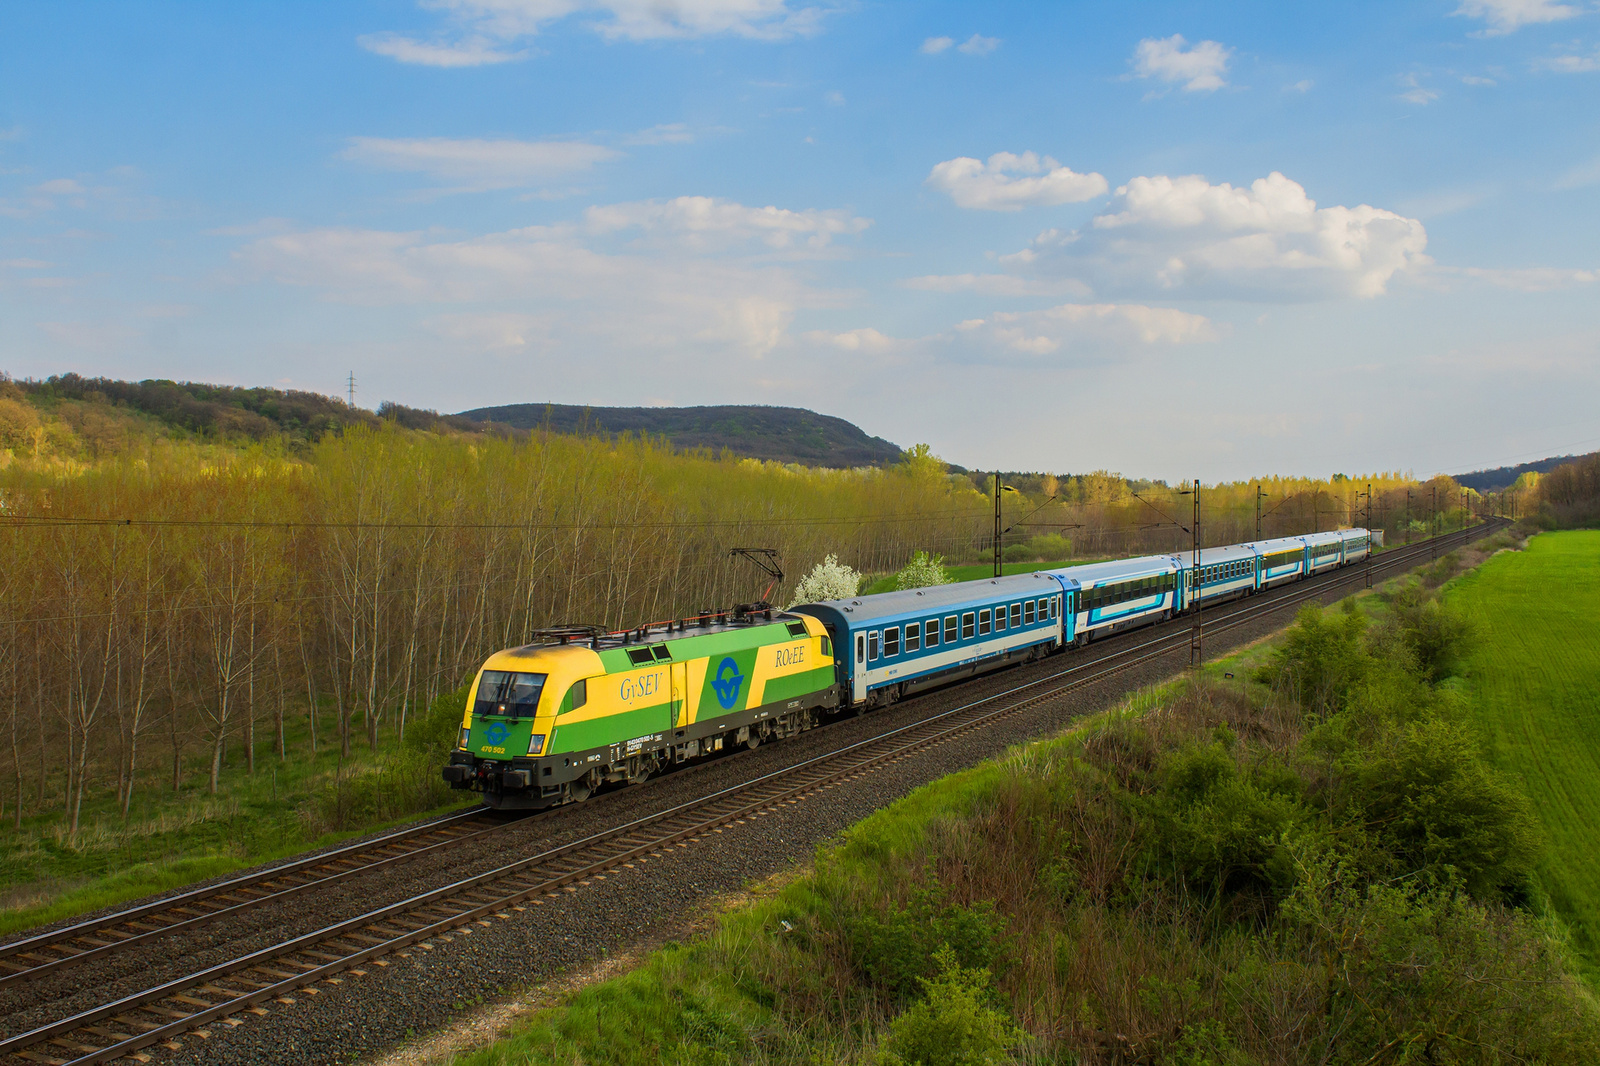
[852,632,867,705]
[670,662,690,729]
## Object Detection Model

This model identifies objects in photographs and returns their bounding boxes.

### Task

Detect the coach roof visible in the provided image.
[796,571,1063,625]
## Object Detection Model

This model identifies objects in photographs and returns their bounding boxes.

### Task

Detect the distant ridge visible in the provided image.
[456,403,904,468]
[1454,453,1595,493]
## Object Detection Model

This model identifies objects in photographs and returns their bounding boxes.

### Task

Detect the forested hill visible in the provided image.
[1455,453,1594,492]
[456,402,905,468]
[11,373,485,443]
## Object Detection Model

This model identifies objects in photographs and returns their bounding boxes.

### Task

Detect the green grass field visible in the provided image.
[1449,531,1600,976]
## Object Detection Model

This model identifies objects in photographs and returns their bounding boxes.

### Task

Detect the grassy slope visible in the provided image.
[1450,530,1600,973]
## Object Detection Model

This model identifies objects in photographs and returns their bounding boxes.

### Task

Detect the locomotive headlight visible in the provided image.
[528,733,546,755]
[458,728,470,750]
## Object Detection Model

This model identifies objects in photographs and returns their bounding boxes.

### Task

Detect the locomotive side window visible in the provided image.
[905,622,921,652]
[568,679,587,710]
[884,627,900,657]
[978,609,991,635]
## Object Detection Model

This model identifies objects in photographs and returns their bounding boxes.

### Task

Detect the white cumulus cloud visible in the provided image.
[926,152,1108,211]
[584,196,870,250]
[1454,0,1579,35]
[1006,171,1429,301]
[1538,47,1600,72]
[1132,35,1232,92]
[342,137,621,190]
[921,36,953,55]
[957,34,1000,55]
[362,0,825,65]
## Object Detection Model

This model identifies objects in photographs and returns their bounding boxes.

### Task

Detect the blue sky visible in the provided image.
[2,1,1597,480]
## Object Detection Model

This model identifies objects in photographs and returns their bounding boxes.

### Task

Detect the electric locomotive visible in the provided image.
[443,605,837,808]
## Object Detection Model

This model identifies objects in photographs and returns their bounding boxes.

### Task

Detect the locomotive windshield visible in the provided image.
[474,671,547,719]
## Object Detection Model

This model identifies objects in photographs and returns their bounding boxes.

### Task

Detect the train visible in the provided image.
[443,526,1372,808]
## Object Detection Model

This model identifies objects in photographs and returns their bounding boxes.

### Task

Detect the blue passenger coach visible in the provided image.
[1179,544,1260,608]
[1250,535,1309,588]
[792,573,1066,708]
[1041,556,1180,646]
[1338,528,1371,563]
[1302,531,1345,575]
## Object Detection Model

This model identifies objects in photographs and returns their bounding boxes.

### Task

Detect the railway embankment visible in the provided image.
[427,527,1600,1066]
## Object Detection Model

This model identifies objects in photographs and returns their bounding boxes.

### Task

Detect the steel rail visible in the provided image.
[0,521,1496,1066]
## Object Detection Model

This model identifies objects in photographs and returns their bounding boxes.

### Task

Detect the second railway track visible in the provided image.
[0,523,1497,1066]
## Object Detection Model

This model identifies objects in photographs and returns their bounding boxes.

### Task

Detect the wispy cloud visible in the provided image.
[1453,0,1579,36]
[1132,35,1232,93]
[361,0,828,67]
[357,33,524,67]
[920,36,953,55]
[342,137,621,191]
[1398,73,1439,104]
[1536,47,1600,72]
[1554,155,1600,189]
[957,34,1000,56]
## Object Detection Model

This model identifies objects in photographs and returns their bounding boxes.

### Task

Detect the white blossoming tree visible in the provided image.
[787,554,862,607]
[895,550,951,591]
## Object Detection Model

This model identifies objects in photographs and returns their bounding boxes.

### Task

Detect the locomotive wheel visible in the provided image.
[569,781,591,803]
[745,733,760,750]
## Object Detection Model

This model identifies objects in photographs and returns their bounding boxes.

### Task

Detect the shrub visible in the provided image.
[1144,741,1307,904]
[895,551,951,591]
[1258,604,1369,715]
[789,554,863,606]
[877,946,1021,1066]
[1354,716,1541,899]
[843,885,1008,996]
[1381,589,1478,683]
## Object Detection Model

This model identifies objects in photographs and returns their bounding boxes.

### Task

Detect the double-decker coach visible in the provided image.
[791,573,1066,708]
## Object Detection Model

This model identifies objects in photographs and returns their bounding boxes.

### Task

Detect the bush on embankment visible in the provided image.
[458,580,1599,1066]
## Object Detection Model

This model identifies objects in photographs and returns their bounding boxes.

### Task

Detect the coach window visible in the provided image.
[994,605,1007,632]
[1051,597,1058,618]
[884,627,899,656]
[1011,603,1023,627]
[1037,597,1049,618]
[1024,600,1035,624]
[856,634,865,664]
[978,608,991,635]
[961,612,975,639]
[905,621,921,652]
[926,618,939,647]
[868,631,879,660]
[944,615,958,643]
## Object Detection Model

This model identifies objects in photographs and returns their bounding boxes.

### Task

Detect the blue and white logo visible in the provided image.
[484,721,510,746]
[711,657,744,710]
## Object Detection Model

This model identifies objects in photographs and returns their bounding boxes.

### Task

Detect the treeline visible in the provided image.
[0,424,990,832]
[1534,451,1600,528]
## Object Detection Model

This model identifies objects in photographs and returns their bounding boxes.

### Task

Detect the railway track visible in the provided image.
[0,522,1496,1066]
